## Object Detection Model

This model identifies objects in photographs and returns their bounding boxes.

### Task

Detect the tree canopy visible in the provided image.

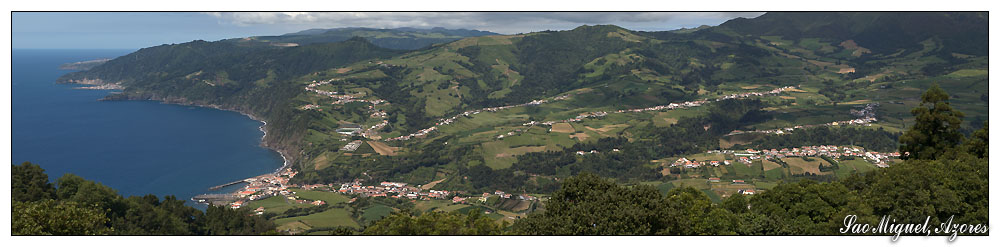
[899,83,966,160]
[10,162,276,235]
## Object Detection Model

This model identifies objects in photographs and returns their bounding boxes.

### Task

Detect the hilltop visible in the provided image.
[223,27,500,50]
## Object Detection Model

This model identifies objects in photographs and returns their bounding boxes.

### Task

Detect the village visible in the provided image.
[215,165,540,215]
[222,168,302,211]
[671,145,901,168]
[725,117,878,136]
[726,103,881,137]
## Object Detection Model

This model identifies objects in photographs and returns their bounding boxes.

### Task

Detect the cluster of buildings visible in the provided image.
[673,145,900,169]
[370,108,388,118]
[520,111,610,128]
[496,128,528,139]
[575,148,620,155]
[476,190,538,202]
[300,104,321,110]
[226,168,298,209]
[715,86,797,101]
[360,120,390,139]
[671,157,732,168]
[340,140,364,152]
[615,101,704,114]
[304,79,387,106]
[385,126,438,141]
[850,103,879,119]
[725,117,878,136]
[735,145,899,167]
[336,181,452,200]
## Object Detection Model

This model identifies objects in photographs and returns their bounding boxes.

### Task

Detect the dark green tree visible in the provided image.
[962,121,987,159]
[363,209,504,235]
[899,83,965,160]
[11,162,56,202]
[513,173,670,235]
[12,200,111,235]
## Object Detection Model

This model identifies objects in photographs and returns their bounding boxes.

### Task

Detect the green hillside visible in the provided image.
[56,12,989,200]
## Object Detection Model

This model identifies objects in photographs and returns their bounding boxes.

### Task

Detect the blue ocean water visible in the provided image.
[11,49,284,207]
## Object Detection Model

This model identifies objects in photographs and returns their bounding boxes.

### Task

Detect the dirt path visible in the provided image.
[421,178,447,190]
[368,141,399,156]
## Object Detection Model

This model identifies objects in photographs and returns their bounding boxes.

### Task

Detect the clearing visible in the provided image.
[549,123,575,133]
[421,178,447,190]
[367,141,399,156]
[784,157,831,175]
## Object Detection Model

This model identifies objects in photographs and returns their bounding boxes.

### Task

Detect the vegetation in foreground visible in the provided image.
[11,163,276,235]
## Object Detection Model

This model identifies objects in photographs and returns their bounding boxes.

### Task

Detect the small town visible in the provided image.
[725,117,878,136]
[671,145,901,168]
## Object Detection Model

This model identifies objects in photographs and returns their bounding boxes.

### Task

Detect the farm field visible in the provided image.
[245,196,314,215]
[274,207,360,231]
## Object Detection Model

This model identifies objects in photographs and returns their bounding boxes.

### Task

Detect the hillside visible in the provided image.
[57,37,405,164]
[55,12,989,221]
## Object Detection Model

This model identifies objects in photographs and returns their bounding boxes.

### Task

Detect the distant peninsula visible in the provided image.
[59,58,110,70]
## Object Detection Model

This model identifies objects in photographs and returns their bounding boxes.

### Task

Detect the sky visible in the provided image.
[12,12,764,49]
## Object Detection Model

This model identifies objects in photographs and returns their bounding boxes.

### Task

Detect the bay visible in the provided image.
[11,49,284,208]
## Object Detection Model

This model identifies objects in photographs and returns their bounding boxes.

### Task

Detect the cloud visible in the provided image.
[206,12,765,34]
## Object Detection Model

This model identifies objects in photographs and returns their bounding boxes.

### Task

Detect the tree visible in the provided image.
[962,121,987,159]
[11,162,56,202]
[12,163,277,236]
[363,209,504,235]
[202,205,277,235]
[898,83,965,160]
[12,200,111,235]
[513,173,670,235]
[721,193,749,214]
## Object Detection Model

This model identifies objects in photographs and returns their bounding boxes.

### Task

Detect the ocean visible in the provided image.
[11,49,284,208]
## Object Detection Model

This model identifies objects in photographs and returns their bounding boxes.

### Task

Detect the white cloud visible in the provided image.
[205,12,764,34]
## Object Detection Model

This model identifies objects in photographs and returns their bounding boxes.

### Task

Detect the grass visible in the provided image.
[669,178,711,190]
[946,69,987,78]
[367,141,399,156]
[289,189,350,204]
[274,207,359,230]
[764,167,786,180]
[245,196,314,215]
[730,162,763,178]
[414,200,455,212]
[360,204,395,225]
[783,157,831,175]
[550,123,575,133]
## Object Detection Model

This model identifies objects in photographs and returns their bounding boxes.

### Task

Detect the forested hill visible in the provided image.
[56,37,404,164]
[714,12,988,56]
[223,27,500,50]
